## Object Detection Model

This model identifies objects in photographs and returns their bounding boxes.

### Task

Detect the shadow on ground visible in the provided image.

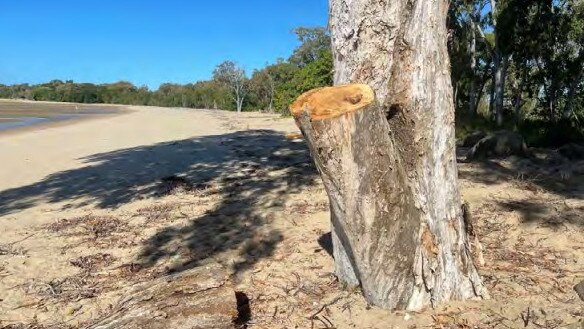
[457,147,584,228]
[458,148,584,199]
[496,199,584,229]
[317,232,333,257]
[0,129,319,274]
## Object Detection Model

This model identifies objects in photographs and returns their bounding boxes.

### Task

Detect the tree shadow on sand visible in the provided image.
[0,130,319,274]
[457,148,584,228]
[457,148,584,199]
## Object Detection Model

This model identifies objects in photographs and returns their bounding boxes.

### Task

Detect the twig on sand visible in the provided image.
[521,307,531,327]
[307,295,345,319]
[0,233,36,255]
[8,233,37,246]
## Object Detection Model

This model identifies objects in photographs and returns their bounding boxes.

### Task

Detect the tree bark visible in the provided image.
[268,74,275,113]
[489,0,507,126]
[493,54,507,126]
[325,0,488,310]
[469,8,478,117]
[293,72,486,313]
[563,70,582,119]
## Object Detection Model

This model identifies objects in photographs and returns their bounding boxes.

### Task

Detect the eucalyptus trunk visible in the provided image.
[563,70,582,119]
[493,53,507,126]
[469,8,478,116]
[320,0,489,310]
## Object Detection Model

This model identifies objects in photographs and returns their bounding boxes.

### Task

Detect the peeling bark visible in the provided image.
[306,0,491,310]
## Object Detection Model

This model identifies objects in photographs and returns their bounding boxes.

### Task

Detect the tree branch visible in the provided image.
[475,24,495,58]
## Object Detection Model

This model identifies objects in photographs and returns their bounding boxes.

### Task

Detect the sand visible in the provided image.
[0,102,583,328]
[0,100,127,135]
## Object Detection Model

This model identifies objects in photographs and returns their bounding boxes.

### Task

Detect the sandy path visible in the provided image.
[0,107,234,228]
[1,107,219,194]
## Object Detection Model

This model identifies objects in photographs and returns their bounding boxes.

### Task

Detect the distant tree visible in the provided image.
[32,86,58,101]
[190,80,232,110]
[0,25,331,117]
[0,85,10,99]
[289,27,331,67]
[267,60,301,113]
[292,48,333,94]
[213,61,247,113]
[249,69,276,112]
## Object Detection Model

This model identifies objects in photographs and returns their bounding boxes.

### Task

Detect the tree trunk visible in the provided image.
[291,84,418,293]
[514,82,523,128]
[268,75,275,113]
[236,94,243,113]
[492,53,507,126]
[292,84,487,311]
[469,9,478,117]
[293,0,490,311]
[489,0,505,126]
[513,64,527,128]
[563,70,582,119]
[475,68,490,115]
[489,71,496,117]
[549,92,556,123]
[453,81,459,111]
[234,85,244,113]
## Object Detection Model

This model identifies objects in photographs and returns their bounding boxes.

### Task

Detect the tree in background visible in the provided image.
[249,28,333,113]
[212,61,248,113]
[0,26,333,116]
[289,27,331,67]
[248,69,275,113]
[449,0,584,145]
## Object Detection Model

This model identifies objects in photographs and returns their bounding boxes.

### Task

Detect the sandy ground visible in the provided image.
[0,100,125,134]
[0,102,583,328]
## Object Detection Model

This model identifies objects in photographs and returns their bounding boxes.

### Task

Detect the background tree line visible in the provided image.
[448,0,584,146]
[1,6,583,146]
[0,27,332,114]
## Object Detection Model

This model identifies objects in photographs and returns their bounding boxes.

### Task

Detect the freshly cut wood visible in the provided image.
[291,84,488,310]
[88,263,238,329]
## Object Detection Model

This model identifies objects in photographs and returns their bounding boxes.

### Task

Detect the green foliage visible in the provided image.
[292,49,333,94]
[450,0,584,146]
[288,27,331,67]
[0,26,333,116]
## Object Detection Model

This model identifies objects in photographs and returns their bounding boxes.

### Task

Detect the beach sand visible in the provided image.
[0,103,582,328]
[0,100,128,135]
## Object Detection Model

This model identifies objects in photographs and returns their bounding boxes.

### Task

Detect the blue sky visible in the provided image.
[0,1,329,89]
